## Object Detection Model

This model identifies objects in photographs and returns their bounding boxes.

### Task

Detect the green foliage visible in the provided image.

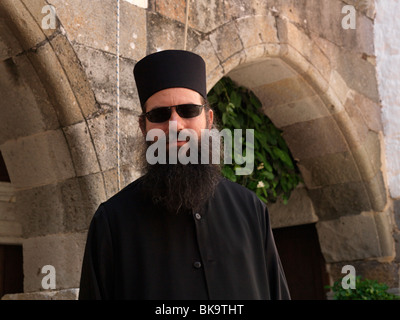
[207,77,302,204]
[326,275,400,300]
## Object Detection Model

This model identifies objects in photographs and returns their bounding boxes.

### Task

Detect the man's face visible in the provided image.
[141,87,214,148]
[138,88,221,214]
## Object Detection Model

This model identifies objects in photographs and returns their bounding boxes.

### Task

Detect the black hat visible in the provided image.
[133,50,207,109]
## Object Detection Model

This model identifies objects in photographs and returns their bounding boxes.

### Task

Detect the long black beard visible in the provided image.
[141,143,222,215]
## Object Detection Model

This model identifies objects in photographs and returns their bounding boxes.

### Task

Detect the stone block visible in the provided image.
[342,0,376,19]
[281,116,349,160]
[333,110,368,151]
[0,181,15,203]
[2,288,79,300]
[102,164,142,199]
[329,70,350,106]
[279,43,310,76]
[209,21,243,63]
[0,201,16,221]
[236,14,278,49]
[206,64,224,94]
[0,0,47,50]
[374,210,395,258]
[0,220,22,237]
[227,58,297,89]
[20,0,61,38]
[154,0,266,34]
[346,90,382,133]
[280,21,313,62]
[146,11,200,53]
[48,0,147,60]
[14,172,106,237]
[394,200,400,230]
[262,95,330,128]
[394,232,400,264]
[253,75,316,111]
[63,172,107,232]
[308,181,372,220]
[15,183,65,237]
[1,130,75,188]
[50,34,98,119]
[301,61,330,97]
[329,260,399,289]
[151,0,186,25]
[296,0,374,56]
[243,43,280,64]
[383,137,400,179]
[343,92,375,148]
[0,20,23,60]
[335,50,379,103]
[0,56,59,145]
[220,50,247,76]
[352,131,382,182]
[87,110,140,172]
[73,44,141,113]
[363,171,387,213]
[269,186,318,229]
[297,151,361,189]
[316,212,382,263]
[26,41,84,126]
[22,232,87,292]
[193,40,221,77]
[63,121,101,177]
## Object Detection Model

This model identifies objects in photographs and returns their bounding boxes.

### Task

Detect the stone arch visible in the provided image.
[193,11,391,266]
[0,0,106,294]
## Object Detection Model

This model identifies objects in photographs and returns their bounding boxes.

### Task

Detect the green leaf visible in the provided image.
[260,171,274,180]
[273,148,294,169]
[222,113,228,125]
[208,76,301,204]
[250,93,262,109]
[250,112,262,125]
[230,90,242,108]
[221,165,237,182]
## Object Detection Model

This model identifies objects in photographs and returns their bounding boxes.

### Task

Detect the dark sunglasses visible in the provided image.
[141,103,207,123]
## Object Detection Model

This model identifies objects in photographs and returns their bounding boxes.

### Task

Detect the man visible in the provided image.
[79,50,290,300]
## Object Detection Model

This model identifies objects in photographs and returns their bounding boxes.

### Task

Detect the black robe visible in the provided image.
[78,176,290,300]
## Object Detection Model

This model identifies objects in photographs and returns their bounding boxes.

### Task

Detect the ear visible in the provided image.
[207,108,214,129]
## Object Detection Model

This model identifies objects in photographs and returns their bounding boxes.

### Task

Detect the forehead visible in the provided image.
[145,88,203,111]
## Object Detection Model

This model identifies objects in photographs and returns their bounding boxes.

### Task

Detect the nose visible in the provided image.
[169,107,185,131]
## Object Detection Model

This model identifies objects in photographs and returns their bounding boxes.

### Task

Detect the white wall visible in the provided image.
[374,0,400,199]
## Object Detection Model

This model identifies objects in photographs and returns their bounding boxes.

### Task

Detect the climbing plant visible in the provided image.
[207,77,302,204]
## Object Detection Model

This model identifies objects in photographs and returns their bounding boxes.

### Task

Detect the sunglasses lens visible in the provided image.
[145,104,204,123]
[147,107,171,123]
[176,104,203,118]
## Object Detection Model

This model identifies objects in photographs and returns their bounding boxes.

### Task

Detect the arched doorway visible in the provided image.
[194,10,391,294]
[0,0,104,296]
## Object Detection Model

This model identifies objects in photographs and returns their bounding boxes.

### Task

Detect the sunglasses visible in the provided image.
[141,103,207,123]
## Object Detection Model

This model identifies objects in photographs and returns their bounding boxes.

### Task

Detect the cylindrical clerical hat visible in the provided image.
[133,50,207,109]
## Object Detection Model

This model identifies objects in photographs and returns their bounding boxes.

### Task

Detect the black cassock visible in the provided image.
[79,176,290,300]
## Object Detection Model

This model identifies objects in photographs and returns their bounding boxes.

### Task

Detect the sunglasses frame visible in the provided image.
[141,103,208,123]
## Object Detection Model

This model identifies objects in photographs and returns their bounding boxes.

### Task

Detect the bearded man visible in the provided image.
[78,50,290,300]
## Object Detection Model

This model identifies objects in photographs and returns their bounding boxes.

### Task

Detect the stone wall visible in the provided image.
[0,0,398,299]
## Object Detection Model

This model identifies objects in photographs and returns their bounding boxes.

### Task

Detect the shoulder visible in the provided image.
[96,175,147,216]
[217,178,262,199]
[215,178,266,210]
